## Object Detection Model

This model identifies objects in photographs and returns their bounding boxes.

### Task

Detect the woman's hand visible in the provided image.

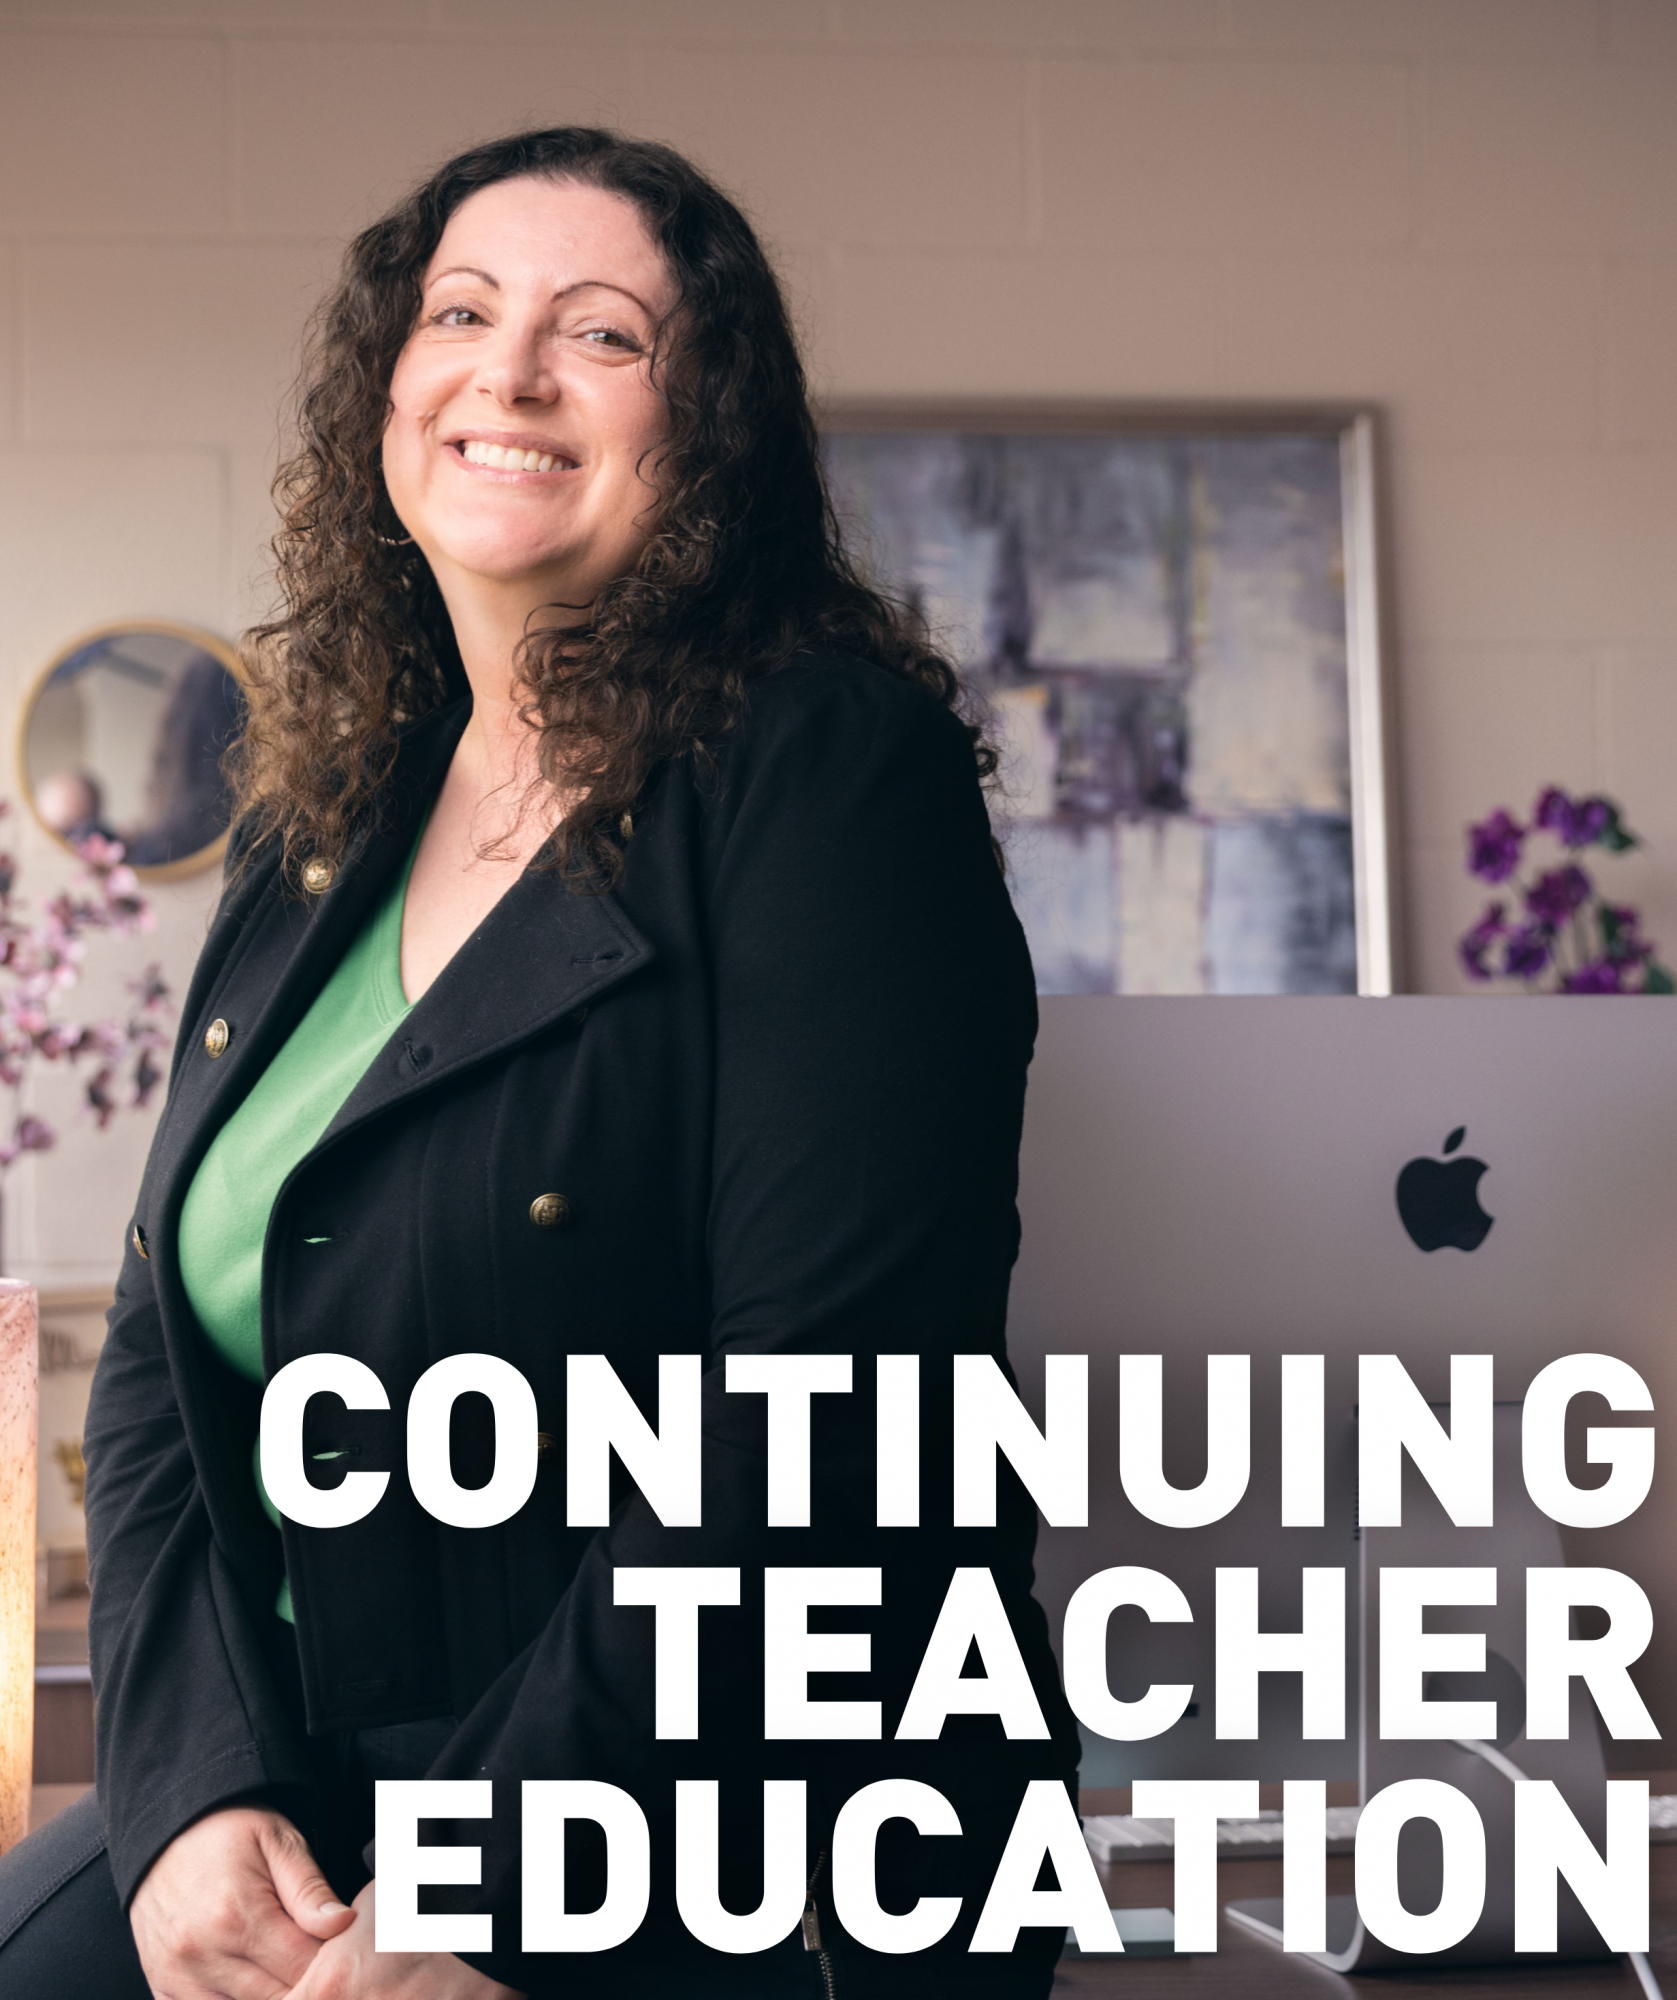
[285,1880,524,1999]
[129,1803,355,2000]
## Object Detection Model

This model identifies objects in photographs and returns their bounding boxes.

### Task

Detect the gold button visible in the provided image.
[204,1018,230,1058]
[536,1432,554,1458]
[529,1192,571,1229]
[132,1223,148,1260]
[301,857,336,894]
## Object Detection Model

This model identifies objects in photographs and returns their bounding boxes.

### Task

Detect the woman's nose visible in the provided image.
[477,325,557,406]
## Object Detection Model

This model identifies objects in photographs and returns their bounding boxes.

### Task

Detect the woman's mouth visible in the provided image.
[454,439,575,473]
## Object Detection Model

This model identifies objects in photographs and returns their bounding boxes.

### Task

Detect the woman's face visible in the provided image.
[383,176,676,604]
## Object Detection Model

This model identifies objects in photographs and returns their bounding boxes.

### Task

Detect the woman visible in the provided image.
[0,128,1077,1997]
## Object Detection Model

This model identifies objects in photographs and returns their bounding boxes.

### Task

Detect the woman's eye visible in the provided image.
[580,327,636,349]
[432,307,483,328]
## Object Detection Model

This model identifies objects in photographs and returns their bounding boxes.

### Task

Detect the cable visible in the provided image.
[1450,1735,1531,1786]
[1629,1950,1664,1999]
[1453,1739,1664,1998]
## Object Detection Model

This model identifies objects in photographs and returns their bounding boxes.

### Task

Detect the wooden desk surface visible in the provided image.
[1051,1850,1677,1996]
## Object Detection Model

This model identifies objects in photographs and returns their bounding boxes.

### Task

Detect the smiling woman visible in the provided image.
[375,174,683,1000]
[382,177,676,671]
[0,129,1076,2000]
[233,131,962,907]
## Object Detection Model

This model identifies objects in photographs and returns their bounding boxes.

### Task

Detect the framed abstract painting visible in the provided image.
[821,404,1397,995]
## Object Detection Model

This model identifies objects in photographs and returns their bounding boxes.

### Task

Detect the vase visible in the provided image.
[0,1280,38,1852]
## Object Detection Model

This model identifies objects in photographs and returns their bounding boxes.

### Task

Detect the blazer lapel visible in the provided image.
[318,852,654,1148]
[138,702,472,1587]
[146,685,654,1245]
[147,701,470,1216]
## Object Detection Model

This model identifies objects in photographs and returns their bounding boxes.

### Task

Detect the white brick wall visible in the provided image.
[0,0,1671,1279]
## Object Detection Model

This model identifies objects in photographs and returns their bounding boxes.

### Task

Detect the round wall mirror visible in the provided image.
[19,621,247,878]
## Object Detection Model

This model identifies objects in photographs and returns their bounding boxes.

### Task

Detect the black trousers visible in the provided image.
[0,1716,457,2000]
[0,1790,150,1999]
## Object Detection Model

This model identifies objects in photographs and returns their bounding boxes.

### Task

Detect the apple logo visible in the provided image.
[1395,1126,1494,1253]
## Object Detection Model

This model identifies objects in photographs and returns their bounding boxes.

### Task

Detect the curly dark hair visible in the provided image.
[237,125,988,887]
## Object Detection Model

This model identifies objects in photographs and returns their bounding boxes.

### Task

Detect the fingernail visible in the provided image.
[319,1899,348,1916]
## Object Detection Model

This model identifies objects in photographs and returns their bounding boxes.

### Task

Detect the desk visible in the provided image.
[1052,1850,1677,1995]
[33,1580,92,1788]
[20,1789,1677,1988]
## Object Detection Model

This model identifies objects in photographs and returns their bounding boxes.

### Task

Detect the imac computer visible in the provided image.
[1010,996,1677,1967]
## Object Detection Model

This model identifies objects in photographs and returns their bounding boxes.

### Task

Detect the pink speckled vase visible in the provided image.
[0,1280,37,1853]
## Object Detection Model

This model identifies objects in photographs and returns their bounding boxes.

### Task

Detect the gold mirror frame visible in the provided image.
[17,619,248,882]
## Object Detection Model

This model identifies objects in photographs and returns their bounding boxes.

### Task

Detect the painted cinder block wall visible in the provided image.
[0,0,1673,1284]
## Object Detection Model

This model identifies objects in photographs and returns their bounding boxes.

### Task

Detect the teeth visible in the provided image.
[461,439,558,472]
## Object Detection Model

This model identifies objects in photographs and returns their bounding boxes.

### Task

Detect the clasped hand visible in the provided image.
[129,1804,522,2000]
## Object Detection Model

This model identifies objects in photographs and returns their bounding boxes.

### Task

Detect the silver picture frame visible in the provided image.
[821,402,1399,997]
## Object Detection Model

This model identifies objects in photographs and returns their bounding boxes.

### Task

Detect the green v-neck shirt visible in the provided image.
[178,833,423,1614]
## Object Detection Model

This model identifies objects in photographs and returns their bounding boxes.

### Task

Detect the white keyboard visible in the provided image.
[1084,1797,1677,1864]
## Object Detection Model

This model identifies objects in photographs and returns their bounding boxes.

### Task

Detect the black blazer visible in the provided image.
[83,652,1079,1994]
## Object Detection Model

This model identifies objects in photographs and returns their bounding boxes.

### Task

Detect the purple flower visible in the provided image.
[1458,902,1508,981]
[1571,801,1610,845]
[1525,864,1592,927]
[128,965,170,1012]
[0,796,174,1172]
[0,1112,55,1163]
[1534,787,1613,849]
[1533,786,1567,831]
[73,832,126,869]
[131,1047,162,1107]
[1503,923,1554,981]
[85,1065,117,1128]
[1468,809,1525,883]
[1563,960,1625,994]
